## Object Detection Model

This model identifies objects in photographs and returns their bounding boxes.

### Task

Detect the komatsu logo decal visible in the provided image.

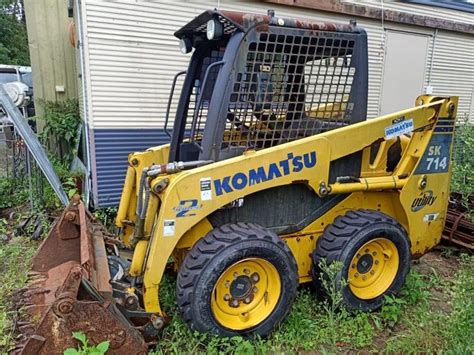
[214,151,317,196]
[385,118,414,139]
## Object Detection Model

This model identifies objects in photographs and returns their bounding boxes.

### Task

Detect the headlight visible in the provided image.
[206,19,223,40]
[179,37,192,54]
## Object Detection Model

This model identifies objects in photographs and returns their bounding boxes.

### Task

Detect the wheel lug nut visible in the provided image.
[251,273,260,283]
[356,253,361,258]
[244,297,252,304]
[362,275,367,281]
[374,260,379,265]
[351,264,356,269]
[253,287,258,293]
[243,268,250,275]
[365,249,369,253]
[229,299,239,308]
[225,281,230,288]
[233,272,239,279]
[354,273,359,278]
[370,270,375,275]
[224,294,231,301]
[372,252,377,256]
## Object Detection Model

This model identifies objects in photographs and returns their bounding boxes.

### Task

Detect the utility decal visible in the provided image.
[174,199,200,218]
[415,134,452,174]
[411,190,437,212]
[423,213,439,222]
[385,118,414,139]
[200,178,212,201]
[213,151,317,196]
[163,220,176,236]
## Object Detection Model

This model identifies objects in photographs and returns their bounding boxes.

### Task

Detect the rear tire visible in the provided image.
[312,210,411,311]
[176,222,298,336]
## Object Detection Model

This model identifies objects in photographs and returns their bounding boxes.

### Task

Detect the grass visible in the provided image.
[0,237,37,352]
[385,254,474,353]
[151,252,474,354]
[0,234,472,354]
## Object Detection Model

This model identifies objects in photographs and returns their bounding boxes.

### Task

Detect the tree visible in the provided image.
[0,0,29,65]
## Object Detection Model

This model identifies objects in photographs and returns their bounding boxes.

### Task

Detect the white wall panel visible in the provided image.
[427,30,474,122]
[82,0,473,128]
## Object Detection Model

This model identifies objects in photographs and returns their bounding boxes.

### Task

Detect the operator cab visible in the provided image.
[167,10,368,163]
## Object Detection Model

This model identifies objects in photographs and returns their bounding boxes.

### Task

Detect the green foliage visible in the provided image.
[63,332,110,355]
[0,177,28,209]
[39,100,81,165]
[451,122,474,220]
[93,207,118,232]
[380,294,406,326]
[0,0,29,65]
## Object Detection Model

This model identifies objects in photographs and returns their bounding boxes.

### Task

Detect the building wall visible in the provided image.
[24,0,78,116]
[77,0,474,206]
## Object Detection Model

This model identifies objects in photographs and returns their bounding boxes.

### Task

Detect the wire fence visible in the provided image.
[0,125,47,209]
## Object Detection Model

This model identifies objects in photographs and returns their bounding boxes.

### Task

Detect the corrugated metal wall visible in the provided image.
[427,30,474,122]
[93,129,169,205]
[78,0,474,206]
[352,0,474,25]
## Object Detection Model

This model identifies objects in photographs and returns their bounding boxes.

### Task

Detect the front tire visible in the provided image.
[312,210,411,311]
[177,222,298,336]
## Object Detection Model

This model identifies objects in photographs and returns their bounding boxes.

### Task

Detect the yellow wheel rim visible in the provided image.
[211,258,281,330]
[348,238,399,300]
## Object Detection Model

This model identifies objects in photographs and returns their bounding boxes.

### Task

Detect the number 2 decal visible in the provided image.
[174,199,199,217]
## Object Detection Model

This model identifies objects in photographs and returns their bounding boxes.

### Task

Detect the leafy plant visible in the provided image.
[63,332,109,355]
[39,99,81,165]
[380,295,406,326]
[451,121,474,220]
[0,177,28,209]
[93,207,117,232]
[318,259,347,345]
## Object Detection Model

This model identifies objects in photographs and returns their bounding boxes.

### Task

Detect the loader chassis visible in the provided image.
[18,10,457,353]
[118,10,456,339]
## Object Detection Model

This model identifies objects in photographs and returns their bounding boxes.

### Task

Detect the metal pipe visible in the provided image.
[190,60,225,141]
[147,160,213,177]
[329,176,407,195]
[164,70,186,138]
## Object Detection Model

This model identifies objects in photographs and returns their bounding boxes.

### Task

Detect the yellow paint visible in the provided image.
[129,240,148,277]
[114,96,457,315]
[348,238,399,300]
[176,218,213,249]
[211,258,281,330]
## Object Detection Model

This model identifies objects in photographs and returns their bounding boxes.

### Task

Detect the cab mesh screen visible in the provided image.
[222,29,356,151]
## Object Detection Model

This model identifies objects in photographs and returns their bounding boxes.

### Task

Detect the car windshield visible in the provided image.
[0,72,20,84]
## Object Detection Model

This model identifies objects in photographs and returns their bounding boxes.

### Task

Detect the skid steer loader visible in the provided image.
[16,10,458,353]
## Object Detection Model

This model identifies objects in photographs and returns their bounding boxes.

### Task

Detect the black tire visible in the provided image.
[312,209,411,311]
[176,222,298,337]
[108,255,131,282]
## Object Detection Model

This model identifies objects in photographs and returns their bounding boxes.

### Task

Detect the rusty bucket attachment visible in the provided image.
[13,196,148,354]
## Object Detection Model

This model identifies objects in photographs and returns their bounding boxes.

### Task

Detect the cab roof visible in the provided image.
[174,9,362,39]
